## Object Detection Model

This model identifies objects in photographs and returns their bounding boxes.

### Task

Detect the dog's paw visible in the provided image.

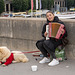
[2,64,6,67]
[12,61,17,63]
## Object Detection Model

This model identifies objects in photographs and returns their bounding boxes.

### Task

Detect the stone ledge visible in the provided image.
[0,18,75,59]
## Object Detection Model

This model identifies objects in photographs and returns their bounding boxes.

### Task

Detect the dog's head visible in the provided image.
[0,47,4,60]
[0,46,11,61]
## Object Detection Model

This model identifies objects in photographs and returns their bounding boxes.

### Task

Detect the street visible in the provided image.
[0,54,75,75]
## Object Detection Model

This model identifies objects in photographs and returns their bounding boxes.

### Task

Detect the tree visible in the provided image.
[66,0,74,9]
[28,0,31,10]
[20,0,29,11]
[0,0,5,14]
[12,0,29,12]
[41,0,47,9]
[47,0,54,10]
[12,0,54,12]
[33,0,36,10]
[41,0,54,10]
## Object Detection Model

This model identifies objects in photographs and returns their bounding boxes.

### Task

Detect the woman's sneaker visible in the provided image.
[48,59,59,66]
[39,57,50,64]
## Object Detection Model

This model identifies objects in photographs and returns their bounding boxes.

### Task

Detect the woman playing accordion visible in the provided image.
[36,11,67,66]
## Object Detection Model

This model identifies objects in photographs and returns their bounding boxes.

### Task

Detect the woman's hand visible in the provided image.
[44,32,47,37]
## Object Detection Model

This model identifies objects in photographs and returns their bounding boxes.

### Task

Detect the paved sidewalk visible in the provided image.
[0,54,75,75]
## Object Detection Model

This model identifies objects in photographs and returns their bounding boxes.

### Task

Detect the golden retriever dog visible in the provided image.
[0,46,29,66]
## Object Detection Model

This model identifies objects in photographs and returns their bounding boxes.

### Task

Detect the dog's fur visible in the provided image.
[0,46,29,66]
[11,51,29,63]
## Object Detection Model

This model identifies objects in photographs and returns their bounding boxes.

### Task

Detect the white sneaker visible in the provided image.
[39,57,50,64]
[48,59,59,66]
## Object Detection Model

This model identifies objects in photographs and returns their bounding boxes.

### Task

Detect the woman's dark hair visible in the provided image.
[46,11,54,16]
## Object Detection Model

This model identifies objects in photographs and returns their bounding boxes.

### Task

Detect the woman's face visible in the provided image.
[46,12,54,21]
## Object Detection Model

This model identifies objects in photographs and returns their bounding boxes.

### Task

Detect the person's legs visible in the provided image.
[36,40,48,57]
[43,40,59,66]
[43,43,56,59]
[36,40,50,64]
[43,40,56,59]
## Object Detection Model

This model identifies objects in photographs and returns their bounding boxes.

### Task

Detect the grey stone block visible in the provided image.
[0,18,75,59]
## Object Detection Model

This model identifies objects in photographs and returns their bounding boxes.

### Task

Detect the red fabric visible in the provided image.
[31,0,33,10]
[3,53,14,65]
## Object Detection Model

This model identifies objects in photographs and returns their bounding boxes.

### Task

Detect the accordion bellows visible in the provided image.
[46,22,64,40]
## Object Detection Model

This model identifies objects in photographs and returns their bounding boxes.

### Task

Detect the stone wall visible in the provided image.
[0,17,75,59]
[62,19,75,59]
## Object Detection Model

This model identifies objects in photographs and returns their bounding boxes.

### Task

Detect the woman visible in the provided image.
[36,11,67,66]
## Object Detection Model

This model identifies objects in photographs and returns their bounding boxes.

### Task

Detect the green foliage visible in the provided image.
[28,0,54,10]
[33,0,36,10]
[20,0,29,11]
[12,0,29,12]
[28,0,31,10]
[41,0,54,10]
[41,0,47,9]
[12,0,54,12]
[47,0,54,10]
[66,0,75,9]
[0,0,5,14]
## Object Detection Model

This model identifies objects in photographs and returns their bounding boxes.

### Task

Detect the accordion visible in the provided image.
[46,22,64,40]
